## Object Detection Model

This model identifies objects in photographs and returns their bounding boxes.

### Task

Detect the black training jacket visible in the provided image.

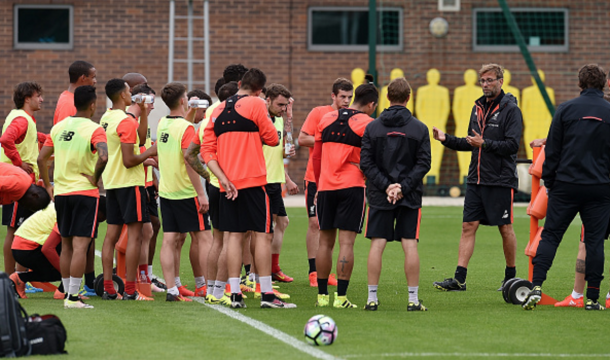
[442,91,522,189]
[360,106,431,210]
[542,88,610,190]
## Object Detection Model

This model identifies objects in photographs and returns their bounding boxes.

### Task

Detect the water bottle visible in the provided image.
[188,99,209,109]
[131,94,154,104]
[285,132,293,157]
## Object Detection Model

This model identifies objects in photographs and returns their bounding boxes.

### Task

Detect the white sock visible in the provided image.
[572,290,583,299]
[68,276,82,297]
[606,292,610,300]
[175,277,182,287]
[213,281,226,299]
[228,277,240,294]
[259,276,272,294]
[408,286,419,303]
[62,278,70,293]
[207,280,215,296]
[195,276,206,289]
[168,286,179,296]
[249,272,255,282]
[367,285,378,303]
[148,265,153,281]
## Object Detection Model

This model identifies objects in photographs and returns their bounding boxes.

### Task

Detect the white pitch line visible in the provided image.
[94,250,116,265]
[191,297,340,360]
[343,352,610,358]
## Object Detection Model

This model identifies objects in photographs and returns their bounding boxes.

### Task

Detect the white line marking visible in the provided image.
[94,250,115,265]
[191,297,340,360]
[343,352,610,358]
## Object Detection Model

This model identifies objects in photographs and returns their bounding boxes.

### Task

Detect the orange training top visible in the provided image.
[301,105,334,182]
[53,91,76,125]
[313,109,373,191]
[201,94,279,191]
[0,163,32,205]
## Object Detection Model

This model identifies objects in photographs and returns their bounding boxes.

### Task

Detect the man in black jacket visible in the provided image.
[523,64,610,311]
[360,77,431,311]
[432,63,522,291]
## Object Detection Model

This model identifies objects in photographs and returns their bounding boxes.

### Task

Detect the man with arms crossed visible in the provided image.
[1,82,46,275]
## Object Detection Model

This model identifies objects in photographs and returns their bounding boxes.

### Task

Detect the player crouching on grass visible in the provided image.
[157,82,212,302]
[312,83,378,309]
[360,78,431,311]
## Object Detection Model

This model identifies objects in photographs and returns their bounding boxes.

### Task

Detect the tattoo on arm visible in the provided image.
[94,142,108,182]
[575,259,586,274]
[185,144,210,181]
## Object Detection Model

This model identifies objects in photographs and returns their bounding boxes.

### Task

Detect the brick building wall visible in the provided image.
[1,0,609,189]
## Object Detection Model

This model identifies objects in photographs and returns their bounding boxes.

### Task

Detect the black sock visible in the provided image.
[84,271,95,289]
[262,292,275,302]
[337,279,349,296]
[587,286,600,303]
[308,258,317,274]
[455,266,467,284]
[318,278,328,295]
[504,266,516,282]
[68,294,79,301]
[57,282,64,293]
[244,264,251,275]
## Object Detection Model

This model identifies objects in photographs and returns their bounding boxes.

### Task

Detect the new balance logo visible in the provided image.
[147,128,151,139]
[59,130,75,141]
[502,210,509,219]
[101,123,108,131]
[160,132,170,143]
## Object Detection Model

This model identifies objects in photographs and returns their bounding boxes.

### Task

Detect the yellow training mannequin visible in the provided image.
[522,69,555,159]
[502,69,521,107]
[452,69,481,184]
[377,68,414,116]
[350,68,366,106]
[415,68,450,184]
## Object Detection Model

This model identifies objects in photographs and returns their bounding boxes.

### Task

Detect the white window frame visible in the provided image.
[472,8,569,53]
[438,0,460,12]
[14,4,74,50]
[308,6,403,52]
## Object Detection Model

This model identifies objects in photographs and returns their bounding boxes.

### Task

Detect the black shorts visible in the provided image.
[2,202,33,229]
[365,206,421,241]
[207,183,221,229]
[463,185,514,226]
[317,187,366,233]
[304,180,317,217]
[55,195,99,238]
[160,197,211,233]
[106,186,150,225]
[218,186,273,233]
[265,183,287,217]
[146,186,159,218]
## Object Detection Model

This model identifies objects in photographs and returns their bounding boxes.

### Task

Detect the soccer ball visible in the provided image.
[304,315,338,346]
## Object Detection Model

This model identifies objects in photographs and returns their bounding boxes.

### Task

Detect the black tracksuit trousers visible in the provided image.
[532,181,610,301]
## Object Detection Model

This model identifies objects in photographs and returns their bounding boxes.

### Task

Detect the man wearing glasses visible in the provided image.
[431,63,523,292]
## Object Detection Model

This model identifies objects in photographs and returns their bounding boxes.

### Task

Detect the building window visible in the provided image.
[14,5,73,50]
[308,7,403,52]
[473,8,568,52]
[439,0,460,12]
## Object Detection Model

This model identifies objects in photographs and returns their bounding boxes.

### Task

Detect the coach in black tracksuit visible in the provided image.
[524,65,610,310]
[360,77,431,311]
[432,64,523,292]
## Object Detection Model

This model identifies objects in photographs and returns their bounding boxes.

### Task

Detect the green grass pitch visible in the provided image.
[2,206,609,359]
